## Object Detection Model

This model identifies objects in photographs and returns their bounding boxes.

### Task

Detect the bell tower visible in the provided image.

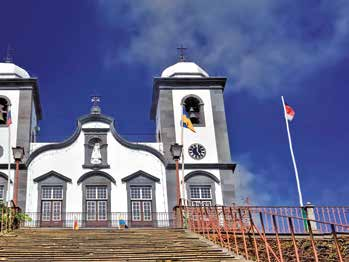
[0,59,42,208]
[150,59,236,209]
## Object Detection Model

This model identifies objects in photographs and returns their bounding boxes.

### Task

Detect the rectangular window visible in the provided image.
[86,186,107,200]
[42,201,51,221]
[42,186,63,200]
[190,186,212,206]
[131,201,141,221]
[98,201,107,221]
[143,201,152,221]
[130,187,152,200]
[130,187,141,199]
[86,201,96,221]
[52,201,62,221]
[0,185,4,200]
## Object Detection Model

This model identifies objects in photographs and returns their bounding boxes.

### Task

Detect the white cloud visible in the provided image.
[95,0,349,97]
[233,154,273,205]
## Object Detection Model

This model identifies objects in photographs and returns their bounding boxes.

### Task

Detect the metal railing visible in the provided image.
[22,212,175,228]
[179,206,349,262]
[0,202,21,234]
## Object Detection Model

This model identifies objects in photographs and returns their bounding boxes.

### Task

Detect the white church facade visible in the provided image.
[0,59,235,227]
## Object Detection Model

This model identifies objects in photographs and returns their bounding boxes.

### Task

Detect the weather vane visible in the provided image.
[177,44,187,62]
[4,44,13,63]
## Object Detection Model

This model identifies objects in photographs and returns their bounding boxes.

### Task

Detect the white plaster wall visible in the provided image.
[172,90,219,164]
[0,90,20,165]
[26,121,168,216]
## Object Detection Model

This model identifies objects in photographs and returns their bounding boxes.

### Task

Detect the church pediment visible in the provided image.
[27,112,166,166]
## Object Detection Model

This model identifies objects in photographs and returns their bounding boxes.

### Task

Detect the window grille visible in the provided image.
[86,186,107,200]
[41,186,63,200]
[0,185,4,200]
[130,187,152,200]
[190,186,212,206]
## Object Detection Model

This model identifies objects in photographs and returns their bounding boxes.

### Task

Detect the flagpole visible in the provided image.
[180,104,186,205]
[7,105,12,207]
[281,96,304,207]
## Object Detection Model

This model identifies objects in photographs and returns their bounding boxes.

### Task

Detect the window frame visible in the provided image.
[190,185,213,206]
[0,185,5,201]
[0,96,10,127]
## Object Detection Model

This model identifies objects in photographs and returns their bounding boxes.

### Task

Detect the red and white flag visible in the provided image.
[285,103,295,121]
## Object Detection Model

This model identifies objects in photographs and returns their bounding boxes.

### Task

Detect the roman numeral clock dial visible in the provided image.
[188,143,206,160]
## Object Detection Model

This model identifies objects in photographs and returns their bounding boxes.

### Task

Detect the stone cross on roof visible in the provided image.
[90,95,101,114]
[177,45,187,62]
[4,44,13,63]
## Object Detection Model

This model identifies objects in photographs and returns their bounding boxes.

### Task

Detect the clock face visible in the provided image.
[188,143,206,160]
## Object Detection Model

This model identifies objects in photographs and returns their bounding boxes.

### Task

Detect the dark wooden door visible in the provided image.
[40,200,63,227]
[130,200,153,227]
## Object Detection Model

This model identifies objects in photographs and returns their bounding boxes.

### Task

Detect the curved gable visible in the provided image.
[0,171,12,182]
[27,113,166,166]
[77,170,116,185]
[184,170,220,184]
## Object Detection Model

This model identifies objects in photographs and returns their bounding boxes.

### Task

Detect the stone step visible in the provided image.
[0,229,247,261]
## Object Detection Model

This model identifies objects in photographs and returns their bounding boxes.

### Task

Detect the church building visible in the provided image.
[0,58,235,227]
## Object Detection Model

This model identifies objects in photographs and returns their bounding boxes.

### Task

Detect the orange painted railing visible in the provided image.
[177,205,349,262]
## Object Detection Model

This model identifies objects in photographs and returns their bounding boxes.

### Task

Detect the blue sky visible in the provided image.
[1,0,348,206]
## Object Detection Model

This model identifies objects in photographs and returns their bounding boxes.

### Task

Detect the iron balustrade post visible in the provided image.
[230,207,239,255]
[238,208,249,260]
[259,212,271,262]
[272,215,284,262]
[288,217,300,262]
[215,206,224,248]
[306,219,319,262]
[248,210,260,262]
[331,224,344,262]
[222,207,231,251]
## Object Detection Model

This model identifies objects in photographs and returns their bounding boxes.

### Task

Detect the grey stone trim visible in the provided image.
[0,171,11,182]
[125,173,157,216]
[33,171,72,183]
[36,175,68,215]
[168,72,208,78]
[83,129,109,169]
[16,89,35,210]
[81,175,112,224]
[219,170,235,205]
[0,78,42,120]
[121,170,160,183]
[150,77,226,120]
[77,170,116,185]
[26,113,166,166]
[184,170,220,184]
[185,173,217,205]
[0,164,26,169]
[166,163,236,171]
[210,89,236,205]
[0,172,10,202]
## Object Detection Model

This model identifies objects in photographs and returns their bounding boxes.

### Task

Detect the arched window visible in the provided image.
[182,95,205,126]
[0,96,10,126]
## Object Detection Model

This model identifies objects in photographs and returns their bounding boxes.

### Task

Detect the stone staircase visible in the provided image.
[0,228,246,261]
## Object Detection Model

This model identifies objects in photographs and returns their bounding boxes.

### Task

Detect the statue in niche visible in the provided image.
[90,142,102,165]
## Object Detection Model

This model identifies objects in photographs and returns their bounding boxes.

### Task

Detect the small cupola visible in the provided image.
[0,48,30,79]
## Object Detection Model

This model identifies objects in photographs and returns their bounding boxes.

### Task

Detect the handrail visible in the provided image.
[180,205,348,261]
